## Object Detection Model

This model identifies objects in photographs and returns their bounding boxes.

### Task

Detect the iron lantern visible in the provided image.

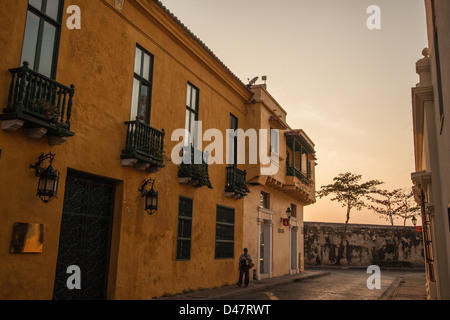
[139,178,158,215]
[30,152,60,203]
[286,207,293,219]
[412,215,417,226]
[281,207,293,224]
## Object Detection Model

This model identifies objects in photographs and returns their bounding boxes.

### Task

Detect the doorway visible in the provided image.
[291,226,298,270]
[52,170,116,300]
[260,220,271,275]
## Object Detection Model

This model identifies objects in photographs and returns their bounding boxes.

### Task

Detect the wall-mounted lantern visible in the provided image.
[281,207,293,226]
[29,152,59,203]
[286,207,293,218]
[139,178,158,215]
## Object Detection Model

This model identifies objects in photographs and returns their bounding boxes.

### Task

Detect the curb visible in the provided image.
[378,276,404,300]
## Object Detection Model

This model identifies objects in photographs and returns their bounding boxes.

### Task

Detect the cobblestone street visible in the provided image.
[226,268,426,300]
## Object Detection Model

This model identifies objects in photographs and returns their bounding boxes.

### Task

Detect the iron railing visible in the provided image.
[122,119,165,166]
[225,165,247,196]
[3,61,75,134]
[286,166,311,185]
[178,146,212,188]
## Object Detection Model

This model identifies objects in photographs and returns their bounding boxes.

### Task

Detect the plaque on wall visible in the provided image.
[10,223,44,254]
[115,0,124,11]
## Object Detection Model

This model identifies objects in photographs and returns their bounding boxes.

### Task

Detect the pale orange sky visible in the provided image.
[159,0,428,226]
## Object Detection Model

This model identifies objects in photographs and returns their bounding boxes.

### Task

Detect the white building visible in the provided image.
[411,0,450,300]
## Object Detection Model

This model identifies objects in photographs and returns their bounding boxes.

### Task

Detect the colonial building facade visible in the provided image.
[0,0,316,299]
[411,0,450,300]
[243,85,316,280]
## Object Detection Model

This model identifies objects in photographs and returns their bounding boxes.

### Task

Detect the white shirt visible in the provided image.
[239,253,252,265]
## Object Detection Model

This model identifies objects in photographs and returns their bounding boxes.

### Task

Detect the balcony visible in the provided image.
[1,62,75,144]
[225,165,248,199]
[260,130,316,204]
[286,165,311,186]
[178,146,212,189]
[120,119,165,171]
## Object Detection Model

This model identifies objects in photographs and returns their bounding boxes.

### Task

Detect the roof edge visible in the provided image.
[151,0,253,97]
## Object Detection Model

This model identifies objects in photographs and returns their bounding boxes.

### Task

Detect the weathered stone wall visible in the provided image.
[304,222,425,267]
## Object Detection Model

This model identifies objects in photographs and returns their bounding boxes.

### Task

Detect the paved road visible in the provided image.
[227,269,423,300]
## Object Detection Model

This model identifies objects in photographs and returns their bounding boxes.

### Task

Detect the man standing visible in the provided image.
[237,248,253,287]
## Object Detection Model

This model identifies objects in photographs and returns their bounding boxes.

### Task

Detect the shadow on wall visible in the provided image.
[304,222,424,268]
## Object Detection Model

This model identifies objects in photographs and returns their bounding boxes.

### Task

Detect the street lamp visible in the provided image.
[286,207,293,219]
[139,178,158,215]
[412,215,417,226]
[30,152,59,203]
[281,207,293,224]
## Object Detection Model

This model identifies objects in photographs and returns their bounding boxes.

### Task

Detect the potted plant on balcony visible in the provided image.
[147,144,167,173]
[178,165,192,184]
[35,99,60,124]
[190,164,212,189]
[178,164,212,189]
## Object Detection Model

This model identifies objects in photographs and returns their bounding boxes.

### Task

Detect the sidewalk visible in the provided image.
[156,270,330,300]
[385,272,428,300]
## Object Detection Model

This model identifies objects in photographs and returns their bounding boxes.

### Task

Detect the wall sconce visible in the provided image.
[286,207,292,218]
[29,152,59,203]
[411,215,417,226]
[139,178,158,215]
[281,207,293,225]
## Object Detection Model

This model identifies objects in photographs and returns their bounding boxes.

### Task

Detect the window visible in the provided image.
[270,128,279,154]
[176,197,193,260]
[290,204,297,218]
[431,0,444,121]
[131,45,154,123]
[215,205,235,259]
[185,83,199,147]
[448,204,450,232]
[260,192,270,209]
[229,114,238,165]
[20,0,63,79]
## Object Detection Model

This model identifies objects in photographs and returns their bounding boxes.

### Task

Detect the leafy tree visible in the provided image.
[366,188,421,262]
[366,188,420,226]
[397,189,421,226]
[317,172,383,265]
[366,188,404,225]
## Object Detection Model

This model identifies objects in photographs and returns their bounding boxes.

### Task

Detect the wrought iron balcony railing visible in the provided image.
[225,165,248,198]
[1,61,75,137]
[286,165,311,185]
[121,119,165,168]
[178,146,212,189]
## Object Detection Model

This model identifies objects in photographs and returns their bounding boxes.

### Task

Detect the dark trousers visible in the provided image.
[238,266,250,286]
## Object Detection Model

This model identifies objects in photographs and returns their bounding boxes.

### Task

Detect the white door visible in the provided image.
[260,220,272,274]
[291,226,298,270]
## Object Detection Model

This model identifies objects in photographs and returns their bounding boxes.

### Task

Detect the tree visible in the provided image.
[366,188,421,263]
[366,188,404,225]
[396,189,420,226]
[366,188,420,226]
[317,172,383,265]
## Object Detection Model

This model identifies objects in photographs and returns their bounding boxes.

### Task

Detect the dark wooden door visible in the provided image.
[53,170,115,300]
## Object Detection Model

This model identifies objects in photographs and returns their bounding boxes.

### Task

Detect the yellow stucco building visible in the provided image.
[0,0,316,299]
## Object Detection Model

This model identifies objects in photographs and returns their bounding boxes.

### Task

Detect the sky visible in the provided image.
[159,0,429,226]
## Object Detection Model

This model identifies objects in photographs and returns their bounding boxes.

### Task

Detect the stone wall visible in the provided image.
[304,222,425,267]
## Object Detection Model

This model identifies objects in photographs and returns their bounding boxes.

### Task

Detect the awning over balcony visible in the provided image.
[285,129,315,155]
